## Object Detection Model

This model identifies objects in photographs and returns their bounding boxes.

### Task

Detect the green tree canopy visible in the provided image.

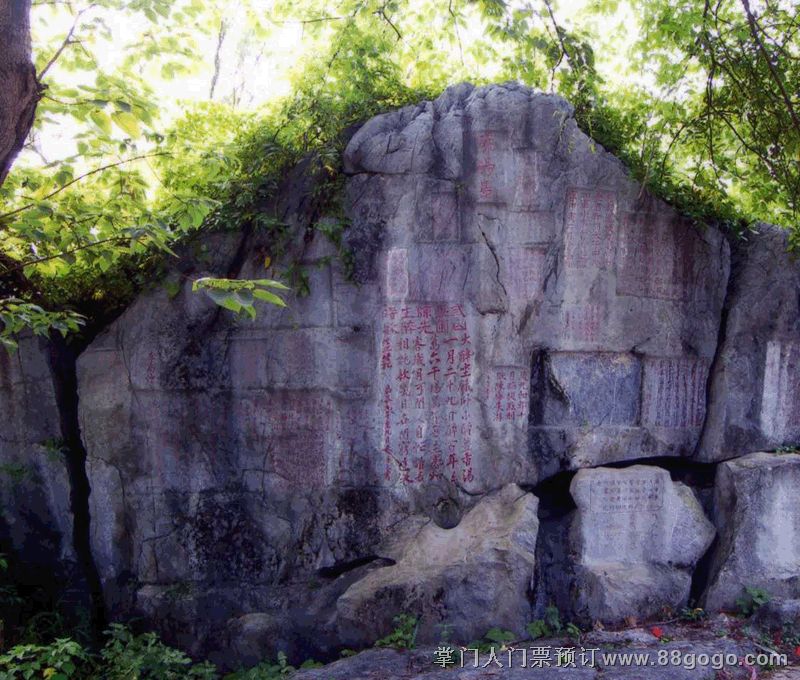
[0,0,797,346]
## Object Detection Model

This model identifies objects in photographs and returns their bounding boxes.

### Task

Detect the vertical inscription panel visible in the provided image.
[385,248,409,300]
[561,304,602,343]
[430,192,460,242]
[332,402,380,488]
[474,129,500,204]
[502,246,548,303]
[511,150,539,211]
[761,341,800,440]
[380,304,476,486]
[481,366,530,424]
[641,357,708,428]
[617,214,698,301]
[774,496,800,569]
[237,392,334,489]
[563,189,617,269]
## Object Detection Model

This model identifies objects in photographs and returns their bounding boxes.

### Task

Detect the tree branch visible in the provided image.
[0,152,170,222]
[740,0,800,135]
[37,4,96,81]
[0,235,131,277]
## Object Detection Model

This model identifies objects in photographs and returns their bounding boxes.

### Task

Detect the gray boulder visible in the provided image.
[704,452,800,611]
[336,484,538,646]
[569,466,714,623]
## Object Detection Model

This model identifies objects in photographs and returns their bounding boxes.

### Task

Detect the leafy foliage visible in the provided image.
[373,614,419,650]
[736,586,771,617]
[0,638,90,680]
[526,604,564,640]
[1,0,798,341]
[0,616,328,680]
[192,277,290,319]
[467,626,517,652]
[98,624,217,679]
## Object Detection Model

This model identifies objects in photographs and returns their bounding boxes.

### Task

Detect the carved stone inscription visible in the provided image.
[239,392,333,488]
[481,366,530,424]
[642,358,708,428]
[503,246,547,302]
[761,340,800,439]
[590,475,665,513]
[563,189,616,269]
[386,248,409,300]
[475,130,499,203]
[585,473,665,562]
[380,304,474,485]
[617,214,697,301]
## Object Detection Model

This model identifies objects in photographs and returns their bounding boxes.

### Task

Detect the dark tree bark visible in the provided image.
[0,0,39,189]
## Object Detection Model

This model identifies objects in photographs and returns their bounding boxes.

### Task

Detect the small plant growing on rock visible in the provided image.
[679,607,707,623]
[223,652,298,679]
[526,605,563,640]
[435,622,454,644]
[565,622,582,643]
[374,614,418,650]
[467,627,516,653]
[736,586,771,617]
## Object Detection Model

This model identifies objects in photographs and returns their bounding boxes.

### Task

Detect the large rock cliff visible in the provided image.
[4,83,800,667]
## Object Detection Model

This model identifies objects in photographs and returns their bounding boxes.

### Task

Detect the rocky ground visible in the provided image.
[294,611,800,679]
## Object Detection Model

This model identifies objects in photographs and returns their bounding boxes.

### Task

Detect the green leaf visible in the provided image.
[90,110,113,135]
[234,289,254,306]
[253,279,291,290]
[205,288,241,313]
[252,289,287,307]
[112,111,141,138]
[164,280,181,298]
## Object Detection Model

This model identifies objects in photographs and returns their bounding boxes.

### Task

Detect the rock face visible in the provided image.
[0,336,75,591]
[337,484,538,646]
[569,466,714,623]
[704,452,800,611]
[698,224,800,461]
[0,82,794,666]
[70,83,734,663]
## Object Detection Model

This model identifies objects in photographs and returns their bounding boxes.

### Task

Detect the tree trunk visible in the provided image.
[0,0,38,189]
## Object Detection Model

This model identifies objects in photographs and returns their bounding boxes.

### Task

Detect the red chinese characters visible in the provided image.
[386,248,409,299]
[482,367,530,423]
[616,214,698,301]
[241,393,334,488]
[641,358,708,428]
[563,189,617,269]
[380,304,475,485]
[476,131,497,203]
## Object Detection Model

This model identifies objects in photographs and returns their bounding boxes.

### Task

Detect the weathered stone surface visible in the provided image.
[569,466,714,623]
[293,634,763,680]
[752,598,800,631]
[699,224,800,461]
[0,335,74,589]
[704,452,800,611]
[74,82,734,663]
[336,484,538,646]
